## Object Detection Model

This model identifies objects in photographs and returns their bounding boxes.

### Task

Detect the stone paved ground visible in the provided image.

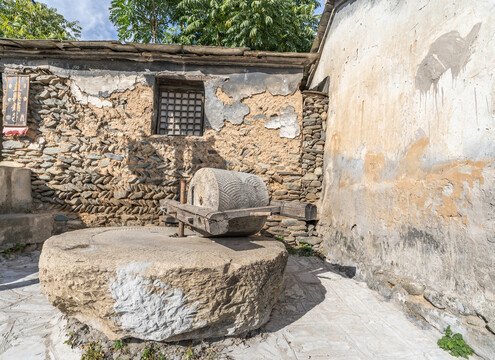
[225,256,455,360]
[0,251,81,360]
[0,252,455,360]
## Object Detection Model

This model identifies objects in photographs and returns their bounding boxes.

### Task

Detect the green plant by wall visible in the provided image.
[437,326,474,358]
[1,243,26,255]
[298,242,313,257]
[63,331,76,347]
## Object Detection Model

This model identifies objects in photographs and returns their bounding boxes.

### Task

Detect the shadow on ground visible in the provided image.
[0,251,40,291]
[261,255,355,334]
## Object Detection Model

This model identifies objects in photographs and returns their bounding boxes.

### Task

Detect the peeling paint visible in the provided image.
[415,23,482,92]
[311,0,495,352]
[222,73,302,101]
[204,80,250,130]
[69,73,149,98]
[70,82,113,108]
[265,106,300,139]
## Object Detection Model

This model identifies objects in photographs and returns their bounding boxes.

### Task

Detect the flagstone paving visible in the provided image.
[0,251,456,360]
[225,255,455,360]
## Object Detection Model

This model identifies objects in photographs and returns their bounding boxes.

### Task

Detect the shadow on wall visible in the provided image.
[123,135,228,200]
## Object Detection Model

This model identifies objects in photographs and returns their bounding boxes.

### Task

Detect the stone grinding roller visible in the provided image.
[187,168,270,236]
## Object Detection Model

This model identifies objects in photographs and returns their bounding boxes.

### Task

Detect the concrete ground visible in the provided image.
[0,252,453,360]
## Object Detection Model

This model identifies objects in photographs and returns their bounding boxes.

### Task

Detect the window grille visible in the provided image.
[157,85,204,136]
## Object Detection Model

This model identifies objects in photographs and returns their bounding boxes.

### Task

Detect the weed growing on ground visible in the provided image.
[64,331,76,347]
[185,347,195,359]
[437,326,474,358]
[113,339,125,350]
[273,235,314,256]
[81,342,105,360]
[1,243,26,255]
[141,345,166,360]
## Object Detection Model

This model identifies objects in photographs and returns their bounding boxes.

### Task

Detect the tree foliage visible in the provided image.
[175,0,320,52]
[0,0,81,40]
[108,0,320,52]
[109,0,179,43]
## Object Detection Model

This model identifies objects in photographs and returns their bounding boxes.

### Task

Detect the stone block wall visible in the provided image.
[0,66,312,229]
[0,75,3,156]
[263,91,328,246]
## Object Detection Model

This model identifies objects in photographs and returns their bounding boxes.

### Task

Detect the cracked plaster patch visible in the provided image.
[204,80,250,131]
[265,105,300,139]
[70,82,113,108]
[222,73,303,101]
[109,262,201,340]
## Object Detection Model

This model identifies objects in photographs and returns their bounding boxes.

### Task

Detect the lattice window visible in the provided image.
[157,83,204,136]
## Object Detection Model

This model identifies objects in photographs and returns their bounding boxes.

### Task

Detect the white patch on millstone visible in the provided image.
[109,262,200,340]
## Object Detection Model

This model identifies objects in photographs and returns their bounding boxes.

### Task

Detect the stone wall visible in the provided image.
[0,65,308,229]
[0,74,3,159]
[263,91,328,246]
[310,0,495,358]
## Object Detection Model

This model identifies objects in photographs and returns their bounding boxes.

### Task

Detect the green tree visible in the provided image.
[109,0,179,43]
[0,0,81,40]
[175,0,320,52]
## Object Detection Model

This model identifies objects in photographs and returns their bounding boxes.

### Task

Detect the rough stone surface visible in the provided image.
[0,166,32,214]
[401,281,425,296]
[187,168,269,211]
[0,213,54,251]
[263,91,327,245]
[39,227,287,341]
[2,252,453,360]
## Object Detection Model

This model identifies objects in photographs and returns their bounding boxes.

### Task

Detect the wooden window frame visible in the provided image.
[155,78,205,136]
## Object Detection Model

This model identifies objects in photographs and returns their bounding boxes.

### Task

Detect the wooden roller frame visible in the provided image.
[160,199,317,237]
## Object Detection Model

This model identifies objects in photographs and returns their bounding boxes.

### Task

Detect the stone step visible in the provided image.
[0,213,54,251]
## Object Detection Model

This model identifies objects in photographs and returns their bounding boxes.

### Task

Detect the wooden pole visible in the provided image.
[178,179,187,237]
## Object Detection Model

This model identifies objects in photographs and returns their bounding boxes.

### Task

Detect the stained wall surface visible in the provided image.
[310,0,495,356]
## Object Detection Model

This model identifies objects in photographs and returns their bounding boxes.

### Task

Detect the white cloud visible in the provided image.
[42,0,118,40]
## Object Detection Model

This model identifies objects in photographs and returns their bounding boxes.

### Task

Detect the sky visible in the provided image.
[42,0,326,41]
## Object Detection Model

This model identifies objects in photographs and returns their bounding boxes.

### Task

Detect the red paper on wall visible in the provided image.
[2,126,28,137]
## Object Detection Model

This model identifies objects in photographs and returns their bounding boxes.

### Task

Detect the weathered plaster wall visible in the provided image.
[311,0,495,357]
[0,63,305,228]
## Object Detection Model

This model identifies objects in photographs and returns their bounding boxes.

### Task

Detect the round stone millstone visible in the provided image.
[39,227,287,341]
[187,168,269,211]
[186,168,270,236]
